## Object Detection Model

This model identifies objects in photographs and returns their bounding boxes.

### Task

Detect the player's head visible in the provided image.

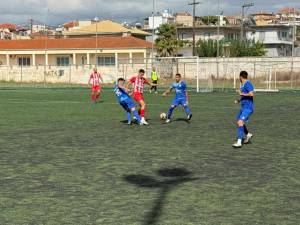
[93,68,97,73]
[175,73,182,83]
[152,67,156,71]
[138,69,145,77]
[239,71,248,82]
[117,77,125,85]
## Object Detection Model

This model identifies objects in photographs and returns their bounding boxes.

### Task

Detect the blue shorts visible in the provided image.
[237,108,253,122]
[119,99,135,112]
[172,97,188,107]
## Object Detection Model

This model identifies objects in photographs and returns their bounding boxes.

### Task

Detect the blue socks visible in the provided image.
[244,125,248,135]
[168,107,175,119]
[184,105,191,115]
[237,126,244,140]
[126,111,131,123]
[133,110,141,123]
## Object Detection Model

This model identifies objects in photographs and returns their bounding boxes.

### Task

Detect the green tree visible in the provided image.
[200,16,219,25]
[155,24,178,57]
[196,39,266,57]
[196,39,218,57]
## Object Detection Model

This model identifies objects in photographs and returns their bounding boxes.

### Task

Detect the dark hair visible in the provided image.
[175,73,181,77]
[240,71,248,79]
[117,78,125,82]
[139,69,145,74]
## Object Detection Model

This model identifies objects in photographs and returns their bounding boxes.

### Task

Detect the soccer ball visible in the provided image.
[160,113,167,120]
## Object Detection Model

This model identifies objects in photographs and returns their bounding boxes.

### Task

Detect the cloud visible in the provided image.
[0,0,299,25]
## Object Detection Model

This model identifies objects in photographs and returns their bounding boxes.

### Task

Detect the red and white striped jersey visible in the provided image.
[129,76,150,93]
[89,72,102,86]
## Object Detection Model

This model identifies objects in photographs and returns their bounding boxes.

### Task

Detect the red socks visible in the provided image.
[140,109,145,117]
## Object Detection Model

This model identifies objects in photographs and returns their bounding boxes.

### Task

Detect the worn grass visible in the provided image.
[0,87,299,225]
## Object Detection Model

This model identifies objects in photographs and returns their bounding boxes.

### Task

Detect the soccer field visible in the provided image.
[0,88,299,225]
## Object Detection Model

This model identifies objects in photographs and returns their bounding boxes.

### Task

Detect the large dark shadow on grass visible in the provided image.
[124,168,197,225]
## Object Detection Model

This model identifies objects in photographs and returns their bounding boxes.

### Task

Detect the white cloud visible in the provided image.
[0,0,299,25]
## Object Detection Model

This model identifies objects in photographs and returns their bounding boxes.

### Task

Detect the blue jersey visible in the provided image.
[113,85,130,102]
[172,81,187,99]
[240,80,254,109]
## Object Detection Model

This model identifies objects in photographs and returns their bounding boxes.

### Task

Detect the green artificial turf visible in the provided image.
[0,87,299,225]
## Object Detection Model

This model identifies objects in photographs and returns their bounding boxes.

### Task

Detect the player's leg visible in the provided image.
[91,89,96,103]
[138,99,148,124]
[153,80,158,93]
[120,102,131,124]
[96,87,101,101]
[243,109,254,144]
[233,109,252,148]
[166,99,178,123]
[182,100,192,120]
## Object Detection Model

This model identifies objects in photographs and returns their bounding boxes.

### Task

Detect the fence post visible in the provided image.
[233,68,236,89]
[69,65,72,84]
[196,56,199,93]
[43,65,46,87]
[20,64,23,87]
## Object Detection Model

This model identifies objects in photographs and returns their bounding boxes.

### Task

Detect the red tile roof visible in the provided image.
[0,23,17,30]
[63,21,79,29]
[278,7,299,14]
[0,36,152,50]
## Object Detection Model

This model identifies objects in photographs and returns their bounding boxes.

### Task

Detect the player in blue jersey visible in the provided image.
[114,78,147,125]
[233,71,254,148]
[162,73,192,123]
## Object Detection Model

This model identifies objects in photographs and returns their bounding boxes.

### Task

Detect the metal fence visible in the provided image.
[1,57,300,91]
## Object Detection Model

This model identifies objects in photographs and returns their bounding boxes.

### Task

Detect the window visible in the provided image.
[97,56,115,66]
[281,31,287,39]
[18,57,30,66]
[57,57,70,66]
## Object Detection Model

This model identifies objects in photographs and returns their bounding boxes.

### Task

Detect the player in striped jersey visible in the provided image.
[88,68,103,103]
[127,69,157,125]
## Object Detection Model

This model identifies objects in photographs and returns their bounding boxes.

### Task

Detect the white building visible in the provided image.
[247,25,294,57]
[147,10,175,29]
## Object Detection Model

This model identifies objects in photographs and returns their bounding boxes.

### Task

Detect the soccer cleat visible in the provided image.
[232,139,243,148]
[141,117,149,125]
[127,121,132,125]
[243,133,253,144]
[187,114,193,121]
[165,119,171,123]
[232,142,242,148]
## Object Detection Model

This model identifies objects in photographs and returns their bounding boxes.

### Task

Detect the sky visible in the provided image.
[0,0,300,26]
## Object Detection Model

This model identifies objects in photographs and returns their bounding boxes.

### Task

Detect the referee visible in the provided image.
[150,67,158,94]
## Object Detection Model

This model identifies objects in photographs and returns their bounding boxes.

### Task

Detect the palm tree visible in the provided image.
[155,24,178,57]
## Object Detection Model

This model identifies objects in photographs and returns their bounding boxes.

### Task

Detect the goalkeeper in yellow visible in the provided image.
[150,67,158,94]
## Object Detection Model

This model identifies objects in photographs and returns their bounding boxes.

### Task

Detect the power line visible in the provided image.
[188,0,201,56]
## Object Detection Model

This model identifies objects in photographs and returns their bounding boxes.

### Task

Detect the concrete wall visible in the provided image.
[0,57,299,84]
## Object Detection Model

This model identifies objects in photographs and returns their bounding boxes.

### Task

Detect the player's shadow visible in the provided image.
[124,168,197,225]
[174,118,190,123]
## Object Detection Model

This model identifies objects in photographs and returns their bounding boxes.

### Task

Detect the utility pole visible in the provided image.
[189,0,201,56]
[240,2,254,41]
[151,0,155,60]
[30,19,33,37]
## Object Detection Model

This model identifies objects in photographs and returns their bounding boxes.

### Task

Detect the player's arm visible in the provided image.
[126,77,135,89]
[99,73,104,83]
[162,88,173,96]
[118,84,131,93]
[145,78,158,86]
[185,90,189,102]
[239,90,254,97]
[88,74,92,86]
[238,82,255,97]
